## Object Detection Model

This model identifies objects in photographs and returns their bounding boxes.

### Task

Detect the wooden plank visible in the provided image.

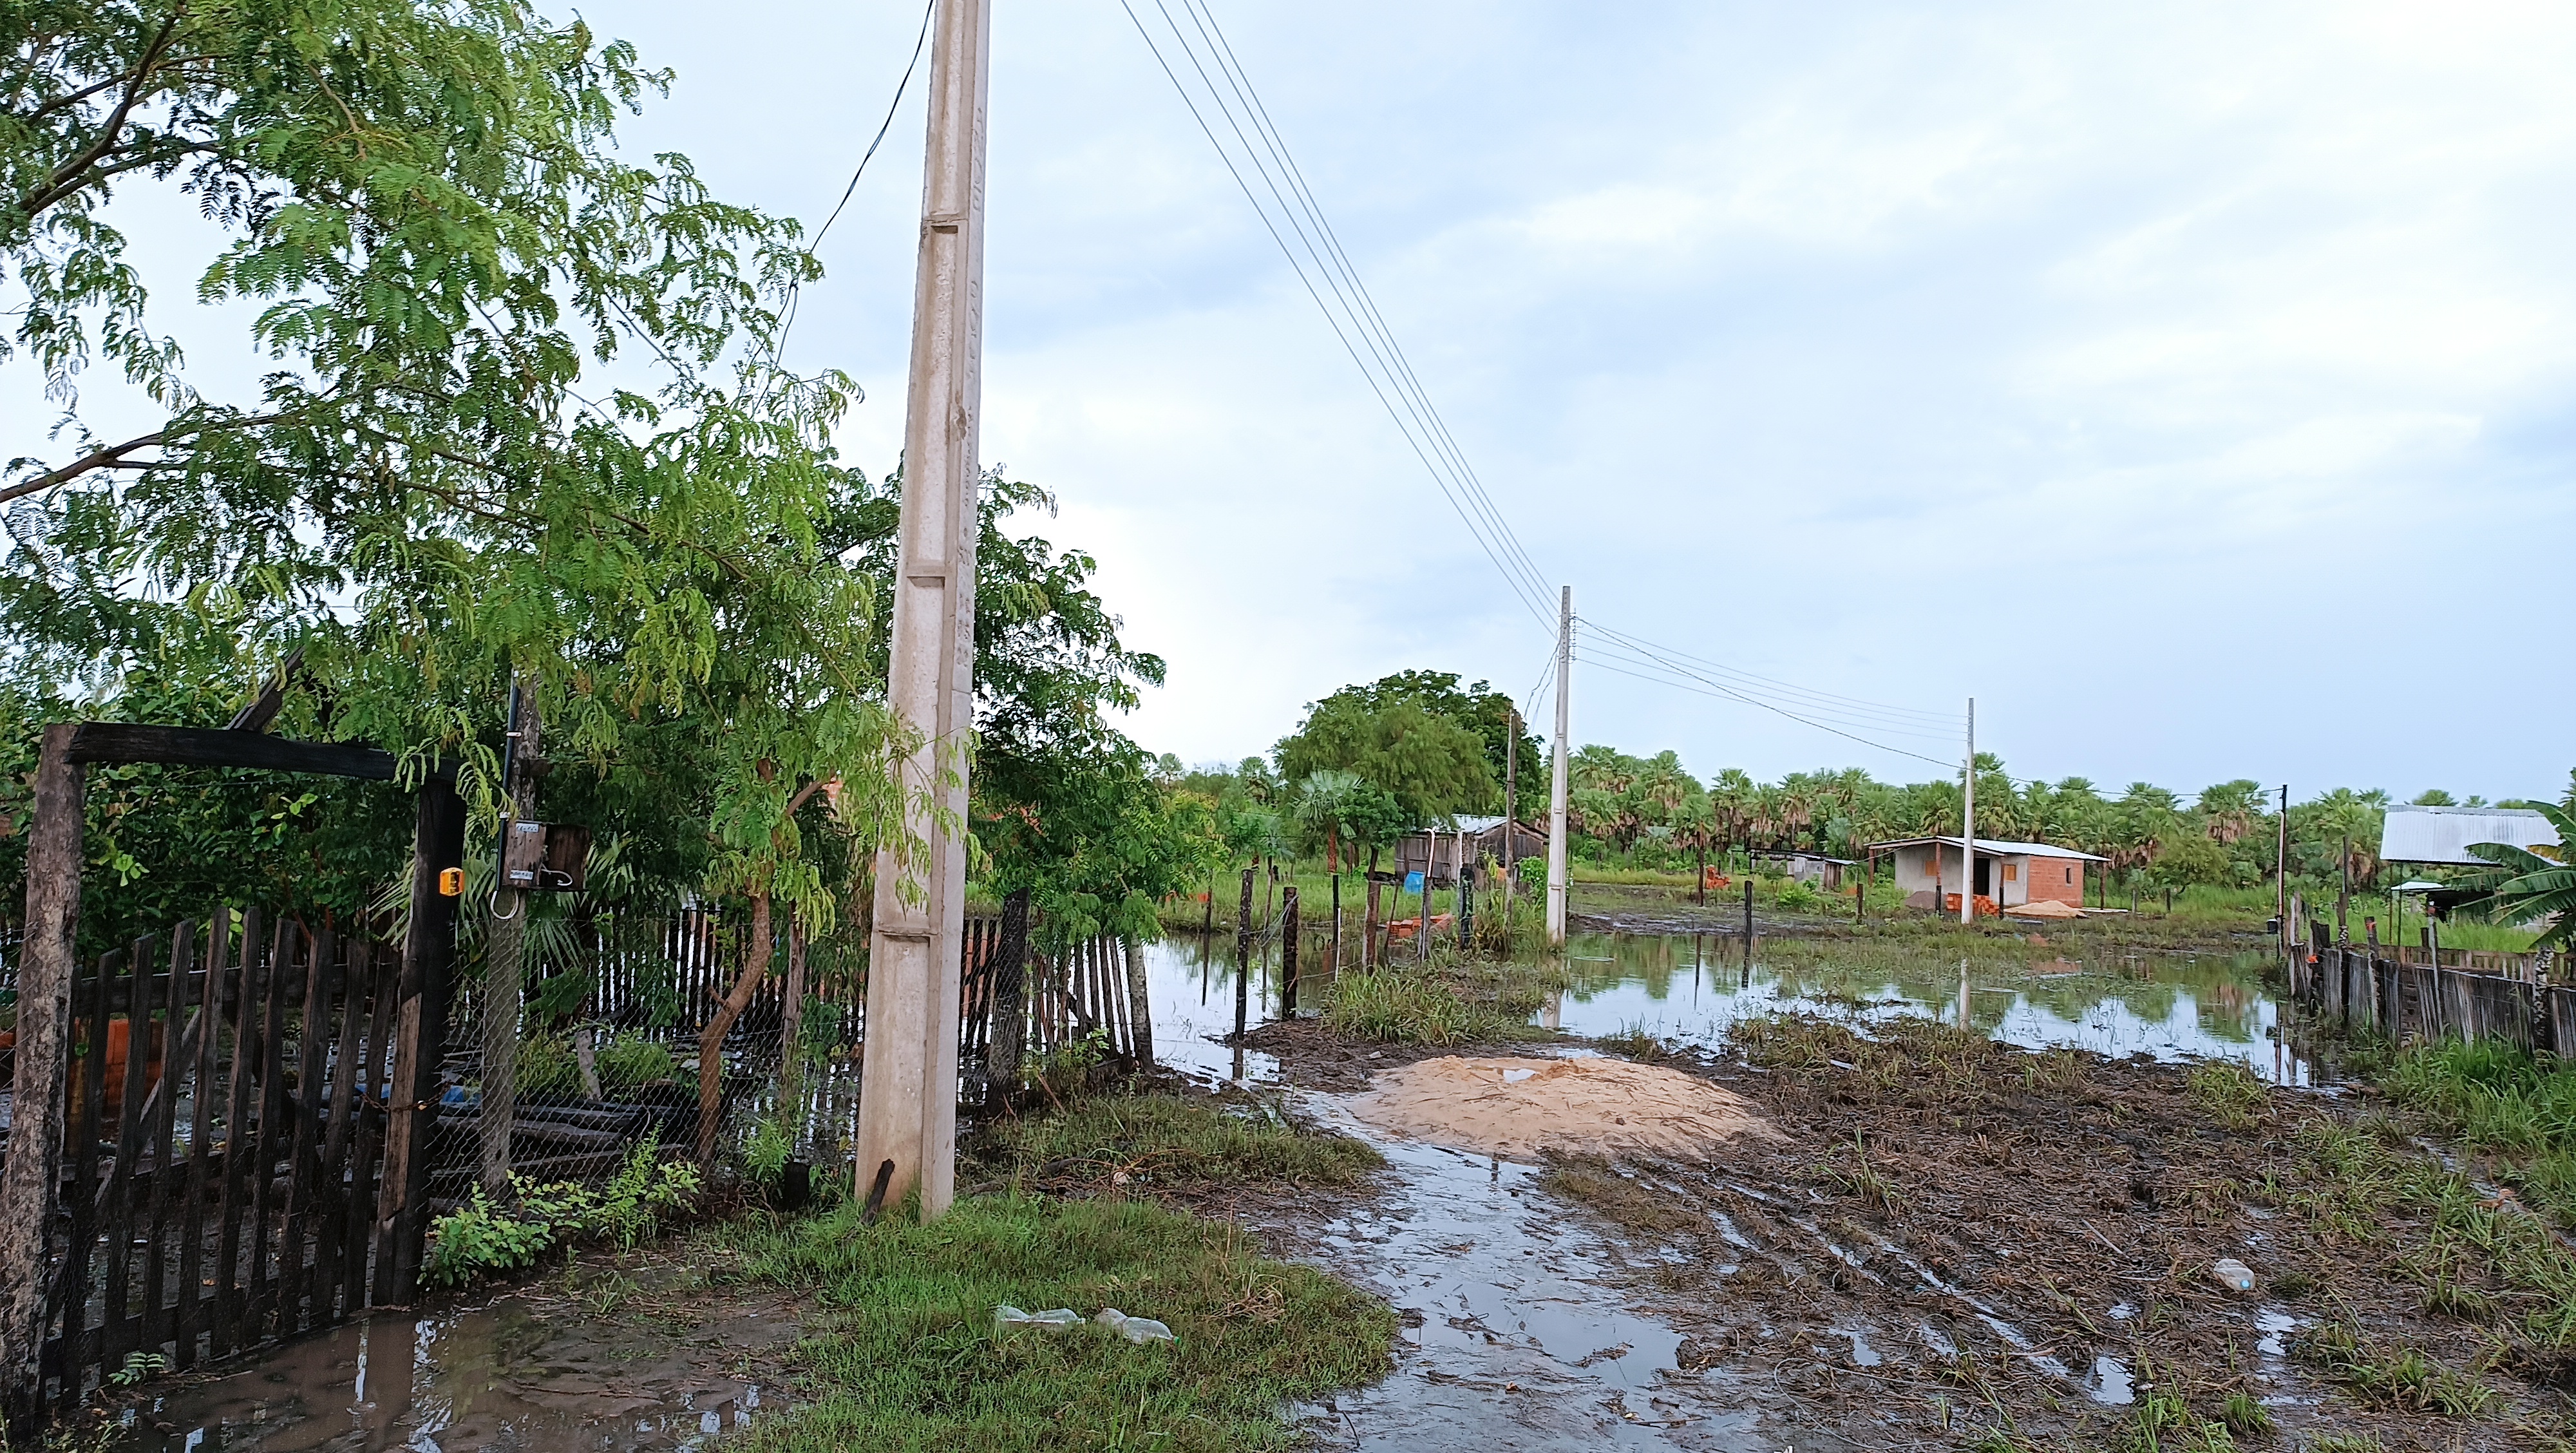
[59,949,118,1412]
[343,945,395,1316]
[140,924,195,1360]
[175,919,227,1371]
[101,937,156,1372]
[278,928,334,1337]
[64,723,399,781]
[211,909,265,1361]
[375,783,465,1305]
[246,920,294,1341]
[312,939,368,1325]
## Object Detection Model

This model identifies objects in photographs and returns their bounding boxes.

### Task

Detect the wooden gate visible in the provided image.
[2,722,464,1438]
[38,915,409,1416]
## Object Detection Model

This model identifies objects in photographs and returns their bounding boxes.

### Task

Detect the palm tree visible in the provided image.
[2195,779,2266,845]
[1293,770,1365,873]
[2467,802,2576,949]
[1707,769,1756,857]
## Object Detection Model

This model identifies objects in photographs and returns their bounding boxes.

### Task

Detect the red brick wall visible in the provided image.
[2027,856,2085,905]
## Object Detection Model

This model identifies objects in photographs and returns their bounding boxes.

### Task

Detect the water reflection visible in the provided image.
[1139,931,2307,1086]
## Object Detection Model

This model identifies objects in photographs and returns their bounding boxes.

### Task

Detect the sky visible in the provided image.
[14,2,2575,802]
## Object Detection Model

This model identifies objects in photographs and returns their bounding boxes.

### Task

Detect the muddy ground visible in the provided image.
[1242,1002,2576,1450]
[100,1248,805,1452]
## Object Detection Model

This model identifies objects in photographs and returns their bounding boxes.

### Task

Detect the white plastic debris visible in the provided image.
[994,1305,1083,1330]
[1093,1307,1177,1344]
[2210,1258,2257,1294]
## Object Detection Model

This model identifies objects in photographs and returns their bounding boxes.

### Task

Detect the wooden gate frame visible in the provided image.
[0,723,464,1436]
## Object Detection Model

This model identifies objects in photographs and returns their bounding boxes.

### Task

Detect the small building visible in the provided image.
[1394,816,1549,884]
[1748,851,1858,891]
[1869,835,2105,909]
[2380,805,2561,867]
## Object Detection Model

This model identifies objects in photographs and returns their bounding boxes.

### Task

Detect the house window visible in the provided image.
[2003,863,2018,882]
[2065,866,2074,884]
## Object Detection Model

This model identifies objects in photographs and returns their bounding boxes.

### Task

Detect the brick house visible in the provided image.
[1870,835,2104,909]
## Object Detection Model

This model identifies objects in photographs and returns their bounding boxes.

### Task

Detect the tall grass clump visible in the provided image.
[1324,965,1541,1045]
[974,1094,1381,1195]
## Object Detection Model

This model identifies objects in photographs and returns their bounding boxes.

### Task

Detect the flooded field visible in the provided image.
[1141,929,2307,1085]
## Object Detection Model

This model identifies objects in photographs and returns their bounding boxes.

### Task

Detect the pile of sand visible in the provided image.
[1348,1055,1778,1161]
[2003,898,2085,920]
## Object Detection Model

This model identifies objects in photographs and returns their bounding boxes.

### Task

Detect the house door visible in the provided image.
[1974,857,1993,897]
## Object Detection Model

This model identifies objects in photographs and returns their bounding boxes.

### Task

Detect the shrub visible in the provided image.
[514,1033,583,1099]
[597,1036,680,1092]
[423,1141,704,1287]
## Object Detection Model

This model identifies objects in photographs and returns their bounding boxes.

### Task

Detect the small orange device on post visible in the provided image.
[438,867,465,897]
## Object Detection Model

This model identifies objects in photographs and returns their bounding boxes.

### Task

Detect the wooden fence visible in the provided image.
[2287,920,2564,1051]
[33,913,417,1422]
[3,897,1153,1421]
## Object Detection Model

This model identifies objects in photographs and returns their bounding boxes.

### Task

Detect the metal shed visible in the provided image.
[2380,805,2561,866]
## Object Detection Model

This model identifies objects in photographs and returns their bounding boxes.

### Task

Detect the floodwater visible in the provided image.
[1140,927,2304,1448]
[110,1279,799,1453]
[1144,929,2308,1086]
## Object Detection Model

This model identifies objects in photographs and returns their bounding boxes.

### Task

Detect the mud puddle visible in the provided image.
[109,1266,800,1453]
[1267,1097,1770,1451]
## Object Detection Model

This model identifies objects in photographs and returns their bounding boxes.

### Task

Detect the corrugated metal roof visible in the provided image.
[2380,805,2560,865]
[1866,835,2108,862]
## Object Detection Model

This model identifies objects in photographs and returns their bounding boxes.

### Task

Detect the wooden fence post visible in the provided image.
[2,725,81,1438]
[374,778,466,1306]
[1280,888,1300,1014]
[1234,869,1255,1046]
[985,890,1030,1110]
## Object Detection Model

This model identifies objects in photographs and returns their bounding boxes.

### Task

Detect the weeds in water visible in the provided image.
[1323,965,1543,1045]
[2291,1320,2495,1415]
[2217,1391,2271,1436]
[1598,1018,1676,1063]
[2186,1059,2270,1130]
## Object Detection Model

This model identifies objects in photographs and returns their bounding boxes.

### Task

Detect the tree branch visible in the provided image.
[0,410,296,506]
[20,4,190,220]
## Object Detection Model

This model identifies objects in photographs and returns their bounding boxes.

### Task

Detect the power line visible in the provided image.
[771,0,937,374]
[1119,4,1971,770]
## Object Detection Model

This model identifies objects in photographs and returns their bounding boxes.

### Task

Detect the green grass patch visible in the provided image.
[2380,1038,2576,1228]
[2187,1059,2272,1130]
[2289,1319,2494,1416]
[719,1195,1396,1452]
[970,1094,1382,1196]
[1323,964,1549,1045]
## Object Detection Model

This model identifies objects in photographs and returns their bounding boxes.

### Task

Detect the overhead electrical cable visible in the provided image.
[1119,0,1556,629]
[1121,2,1971,770]
[770,0,938,377]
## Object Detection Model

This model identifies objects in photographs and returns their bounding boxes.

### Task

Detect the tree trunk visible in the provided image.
[779,909,808,1131]
[697,893,772,1163]
[1,727,80,1436]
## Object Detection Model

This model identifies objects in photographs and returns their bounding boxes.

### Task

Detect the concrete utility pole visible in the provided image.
[855,0,991,1222]
[1958,698,1976,926]
[1547,586,1573,947]
[2276,783,2290,947]
[1502,708,1517,922]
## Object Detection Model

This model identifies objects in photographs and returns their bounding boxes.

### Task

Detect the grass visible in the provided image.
[2187,1059,2272,1130]
[2378,1038,2576,1228]
[2289,1320,2495,1416]
[1322,962,1550,1045]
[710,1090,1399,1450]
[717,1195,1395,1452]
[969,1095,1381,1195]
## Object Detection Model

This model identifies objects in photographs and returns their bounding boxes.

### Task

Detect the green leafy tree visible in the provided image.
[1274,696,1493,828]
[2145,832,2231,890]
